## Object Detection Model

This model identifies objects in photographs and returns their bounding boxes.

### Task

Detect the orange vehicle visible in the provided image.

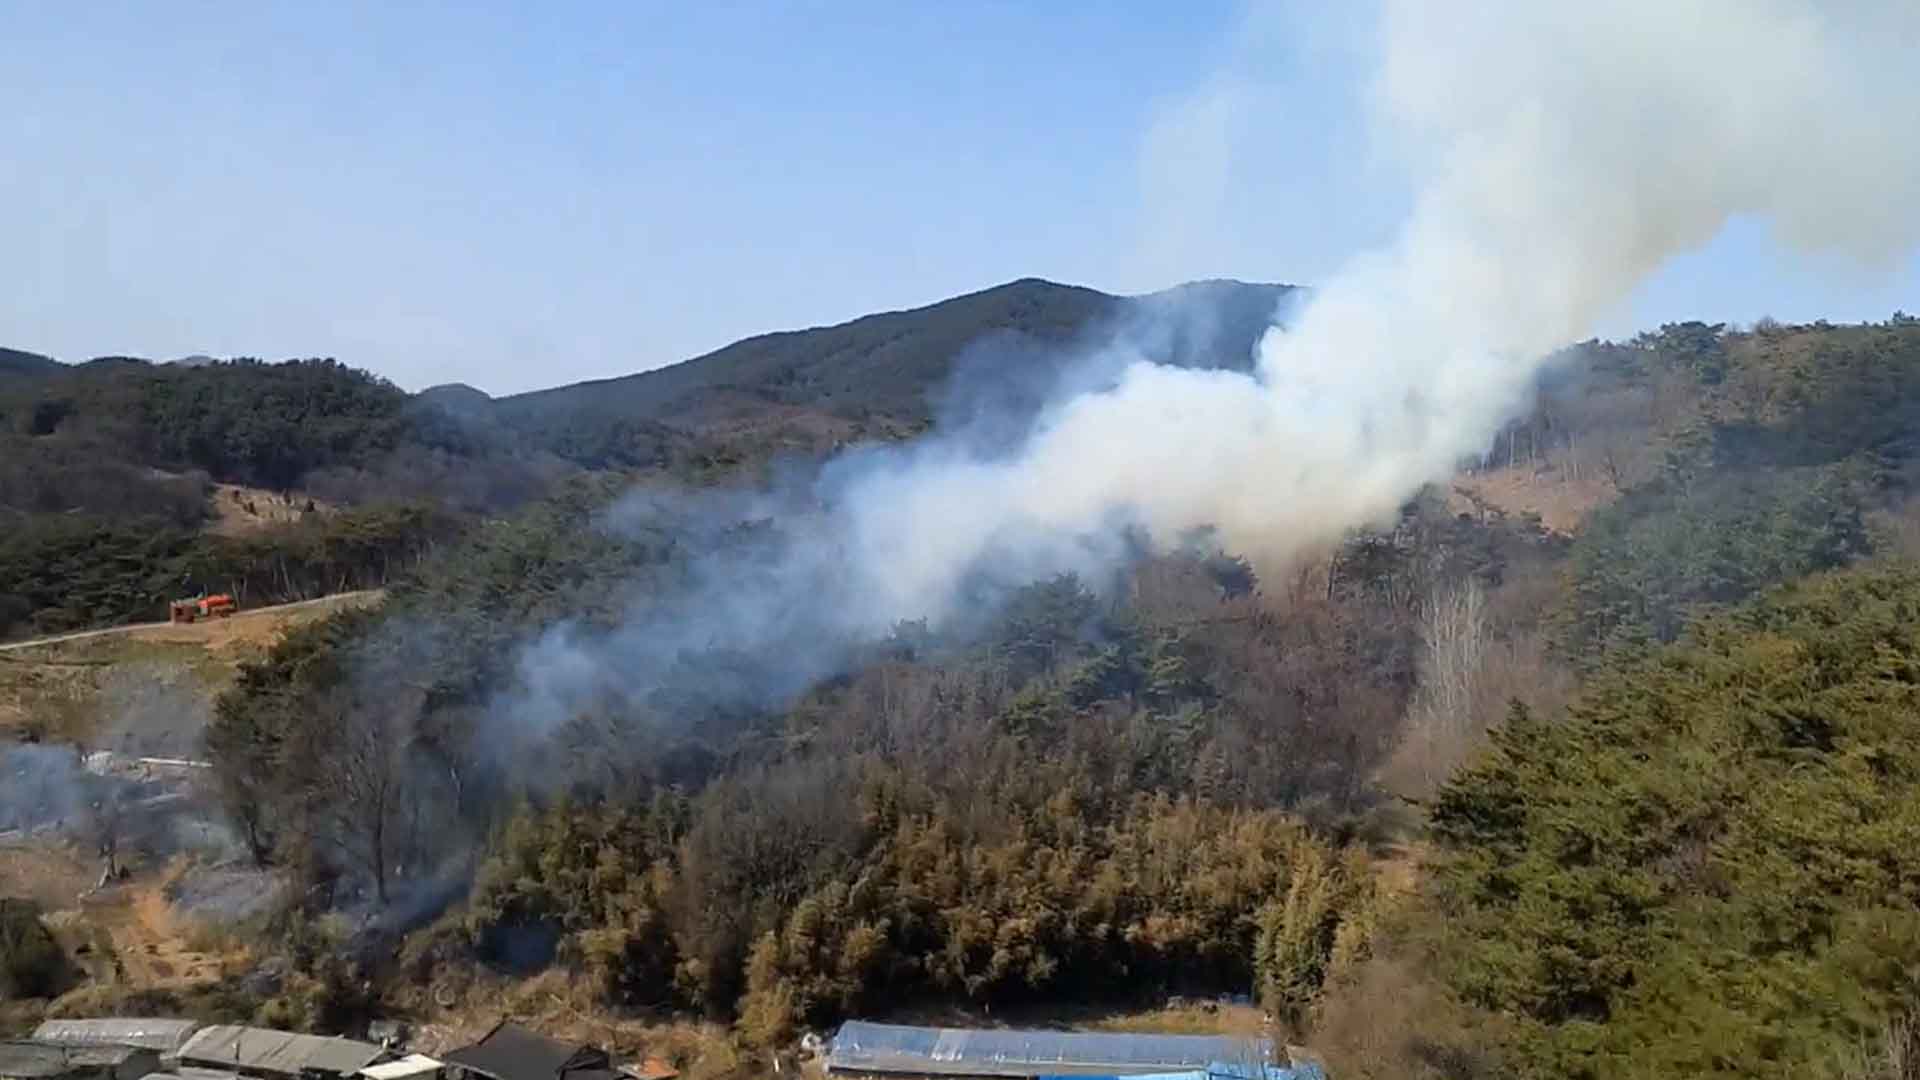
[169,593,236,624]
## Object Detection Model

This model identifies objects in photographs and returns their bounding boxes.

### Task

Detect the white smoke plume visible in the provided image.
[836,0,1920,623]
[505,0,1920,736]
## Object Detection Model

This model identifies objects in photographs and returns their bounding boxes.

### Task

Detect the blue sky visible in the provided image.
[4,2,1915,395]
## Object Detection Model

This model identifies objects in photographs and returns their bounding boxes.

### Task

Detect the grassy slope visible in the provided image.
[0,591,382,744]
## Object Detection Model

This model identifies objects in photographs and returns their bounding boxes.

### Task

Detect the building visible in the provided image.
[823,1023,1277,1080]
[1037,1062,1326,1080]
[28,1020,200,1059]
[175,1026,388,1080]
[440,1024,619,1080]
[358,1055,443,1080]
[142,1068,246,1080]
[0,1041,160,1080]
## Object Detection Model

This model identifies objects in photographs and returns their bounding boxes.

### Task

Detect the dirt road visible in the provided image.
[0,592,382,654]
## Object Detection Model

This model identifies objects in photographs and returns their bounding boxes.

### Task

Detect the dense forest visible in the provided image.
[10,295,1920,1079]
[0,357,552,638]
[1422,564,1920,1077]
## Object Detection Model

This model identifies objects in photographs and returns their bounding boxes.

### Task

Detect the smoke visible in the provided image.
[493,0,1920,749]
[0,743,88,837]
[846,0,1920,608]
[478,288,1297,748]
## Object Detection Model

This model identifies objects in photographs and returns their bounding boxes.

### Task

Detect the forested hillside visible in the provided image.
[0,358,550,639]
[180,310,1920,1076]
[474,278,1292,472]
[0,279,1288,640]
[1419,564,1920,1077]
[13,293,1920,1078]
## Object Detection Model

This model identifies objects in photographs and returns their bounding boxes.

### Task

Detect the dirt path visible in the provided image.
[0,592,383,654]
[0,623,156,653]
[80,879,237,987]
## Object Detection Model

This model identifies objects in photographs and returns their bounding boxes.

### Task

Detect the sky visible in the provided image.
[4,1,1916,396]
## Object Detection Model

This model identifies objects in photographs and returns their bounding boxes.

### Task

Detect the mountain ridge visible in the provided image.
[4,277,1295,408]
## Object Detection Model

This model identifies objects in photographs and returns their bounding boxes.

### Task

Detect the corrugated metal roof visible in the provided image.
[29,1019,200,1053]
[825,1023,1274,1078]
[145,1068,247,1080]
[358,1055,441,1080]
[0,1040,159,1078]
[1037,1064,1325,1080]
[177,1027,387,1077]
[153,1066,248,1080]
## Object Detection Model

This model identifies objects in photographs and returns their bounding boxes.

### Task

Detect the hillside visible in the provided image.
[494,278,1290,428]
[0,278,1291,639]
[12,295,1920,1078]
[0,348,60,378]
[447,278,1293,472]
[0,591,383,748]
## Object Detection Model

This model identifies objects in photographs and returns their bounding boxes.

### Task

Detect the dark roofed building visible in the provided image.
[441,1024,617,1080]
[0,1041,160,1080]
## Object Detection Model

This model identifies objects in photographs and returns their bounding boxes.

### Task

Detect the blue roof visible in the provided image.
[1038,1064,1325,1080]
[826,1022,1279,1078]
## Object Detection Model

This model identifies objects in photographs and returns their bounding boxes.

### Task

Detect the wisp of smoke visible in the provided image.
[506,0,1920,738]
[0,743,88,836]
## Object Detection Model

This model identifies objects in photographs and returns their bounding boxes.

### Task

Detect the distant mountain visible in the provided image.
[0,347,61,377]
[3,278,1296,491]
[473,278,1295,467]
[502,277,1293,423]
[417,382,494,416]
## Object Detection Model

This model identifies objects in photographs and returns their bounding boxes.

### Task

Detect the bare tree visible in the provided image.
[312,690,417,906]
[1395,579,1489,795]
[91,785,126,885]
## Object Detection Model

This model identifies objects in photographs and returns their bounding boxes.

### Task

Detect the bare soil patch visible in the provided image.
[205,483,335,536]
[1448,459,1617,535]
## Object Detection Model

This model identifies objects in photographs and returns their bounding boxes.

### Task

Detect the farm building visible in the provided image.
[0,1040,160,1080]
[28,1020,199,1058]
[1037,1062,1325,1080]
[823,1023,1277,1080]
[143,1069,246,1080]
[358,1056,443,1080]
[175,1026,387,1080]
[440,1023,619,1080]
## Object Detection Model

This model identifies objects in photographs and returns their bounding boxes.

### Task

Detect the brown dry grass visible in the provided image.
[1448,459,1618,535]
[76,867,249,989]
[873,998,1270,1039]
[1312,951,1500,1080]
[0,842,94,909]
[1088,1003,1269,1038]
[205,483,336,537]
[0,591,382,742]
[1,841,251,999]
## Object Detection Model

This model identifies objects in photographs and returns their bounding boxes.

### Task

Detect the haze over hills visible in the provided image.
[0,276,1290,639]
[11,0,1920,1074]
[10,261,1920,1078]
